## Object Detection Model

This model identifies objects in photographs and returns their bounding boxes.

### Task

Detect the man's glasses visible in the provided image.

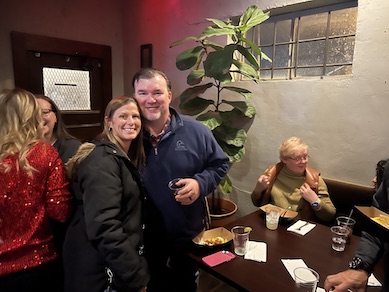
[288,155,310,162]
[41,109,54,117]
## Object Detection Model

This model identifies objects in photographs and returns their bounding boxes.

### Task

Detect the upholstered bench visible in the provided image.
[323,177,375,231]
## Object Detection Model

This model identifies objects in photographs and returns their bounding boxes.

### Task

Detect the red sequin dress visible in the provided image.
[0,141,72,276]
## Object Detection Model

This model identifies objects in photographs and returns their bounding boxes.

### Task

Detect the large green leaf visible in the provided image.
[179,83,213,103]
[239,5,270,31]
[179,97,214,116]
[202,40,224,50]
[222,86,252,99]
[241,36,272,63]
[214,126,247,147]
[219,109,246,127]
[170,36,199,47]
[187,70,205,85]
[232,59,260,81]
[204,44,235,80]
[176,46,203,70]
[217,140,245,163]
[200,25,236,39]
[221,100,256,118]
[236,44,259,70]
[196,111,222,130]
[219,175,233,194]
[206,18,235,29]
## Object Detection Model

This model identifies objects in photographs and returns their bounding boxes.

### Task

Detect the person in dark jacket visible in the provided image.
[373,159,388,191]
[324,159,389,292]
[63,96,149,292]
[132,68,229,292]
[36,94,82,289]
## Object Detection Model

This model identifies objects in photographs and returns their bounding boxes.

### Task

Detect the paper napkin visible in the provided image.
[287,220,316,235]
[368,273,382,287]
[281,258,308,279]
[244,241,267,262]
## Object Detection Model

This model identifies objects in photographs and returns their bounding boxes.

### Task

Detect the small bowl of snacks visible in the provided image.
[192,227,233,249]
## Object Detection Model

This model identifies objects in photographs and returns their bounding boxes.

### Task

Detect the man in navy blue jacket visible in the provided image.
[133,68,229,292]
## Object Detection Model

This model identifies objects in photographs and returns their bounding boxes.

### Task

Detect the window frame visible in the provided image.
[247,1,358,80]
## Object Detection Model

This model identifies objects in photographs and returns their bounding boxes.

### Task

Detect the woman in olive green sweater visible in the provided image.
[251,137,336,223]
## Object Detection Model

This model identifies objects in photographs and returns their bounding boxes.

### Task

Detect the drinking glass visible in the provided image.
[266,209,280,230]
[294,267,319,292]
[336,216,356,243]
[330,226,349,252]
[231,226,250,256]
[168,178,185,196]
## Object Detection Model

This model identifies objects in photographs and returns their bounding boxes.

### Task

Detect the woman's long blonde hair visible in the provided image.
[0,88,44,176]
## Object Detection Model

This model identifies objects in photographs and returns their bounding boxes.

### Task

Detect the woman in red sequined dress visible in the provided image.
[0,88,73,292]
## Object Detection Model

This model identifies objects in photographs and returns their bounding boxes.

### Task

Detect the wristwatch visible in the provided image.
[311,198,321,209]
[348,256,372,274]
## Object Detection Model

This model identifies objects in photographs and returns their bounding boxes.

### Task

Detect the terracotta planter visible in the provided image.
[206,197,238,228]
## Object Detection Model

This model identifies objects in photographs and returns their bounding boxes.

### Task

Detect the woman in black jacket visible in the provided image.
[63,96,149,292]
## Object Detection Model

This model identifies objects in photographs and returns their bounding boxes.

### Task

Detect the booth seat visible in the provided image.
[323,177,375,231]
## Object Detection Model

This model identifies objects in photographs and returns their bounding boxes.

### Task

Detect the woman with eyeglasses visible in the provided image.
[35,95,81,163]
[35,94,81,290]
[251,136,336,223]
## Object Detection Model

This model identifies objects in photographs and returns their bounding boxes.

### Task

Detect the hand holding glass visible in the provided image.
[168,178,185,196]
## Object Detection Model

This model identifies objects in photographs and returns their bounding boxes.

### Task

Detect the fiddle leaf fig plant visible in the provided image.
[170,5,271,194]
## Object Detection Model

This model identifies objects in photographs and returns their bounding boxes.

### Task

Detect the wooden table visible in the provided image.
[188,210,384,291]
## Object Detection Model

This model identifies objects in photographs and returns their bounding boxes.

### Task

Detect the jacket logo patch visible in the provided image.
[175,140,187,151]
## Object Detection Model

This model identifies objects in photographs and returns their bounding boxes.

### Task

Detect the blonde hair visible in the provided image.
[0,88,44,176]
[278,137,308,160]
[65,142,96,178]
[103,96,145,168]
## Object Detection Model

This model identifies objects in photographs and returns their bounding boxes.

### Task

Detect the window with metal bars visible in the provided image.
[245,1,358,80]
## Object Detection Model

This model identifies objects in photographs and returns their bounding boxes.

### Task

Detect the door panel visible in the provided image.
[11,31,112,141]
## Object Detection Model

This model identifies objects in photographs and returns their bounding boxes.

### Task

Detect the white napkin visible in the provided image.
[368,273,382,286]
[282,259,382,289]
[281,258,308,279]
[244,241,267,262]
[287,220,316,235]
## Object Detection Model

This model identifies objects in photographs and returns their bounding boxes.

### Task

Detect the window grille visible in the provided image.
[43,67,91,110]
[247,2,357,80]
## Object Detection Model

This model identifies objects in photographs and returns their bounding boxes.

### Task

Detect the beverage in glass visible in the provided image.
[266,209,280,230]
[330,226,349,252]
[231,226,250,256]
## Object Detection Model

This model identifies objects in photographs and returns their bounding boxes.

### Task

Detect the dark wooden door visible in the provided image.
[11,31,112,141]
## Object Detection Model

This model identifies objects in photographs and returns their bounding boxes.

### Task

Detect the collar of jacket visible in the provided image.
[143,107,184,143]
[260,162,320,206]
[93,139,129,159]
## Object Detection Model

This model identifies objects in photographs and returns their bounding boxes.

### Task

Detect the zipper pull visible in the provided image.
[154,147,158,155]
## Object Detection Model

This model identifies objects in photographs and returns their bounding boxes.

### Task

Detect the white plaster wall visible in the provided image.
[123,0,389,216]
[0,0,125,97]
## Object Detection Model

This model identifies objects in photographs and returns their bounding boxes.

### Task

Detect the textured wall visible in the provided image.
[123,0,389,216]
